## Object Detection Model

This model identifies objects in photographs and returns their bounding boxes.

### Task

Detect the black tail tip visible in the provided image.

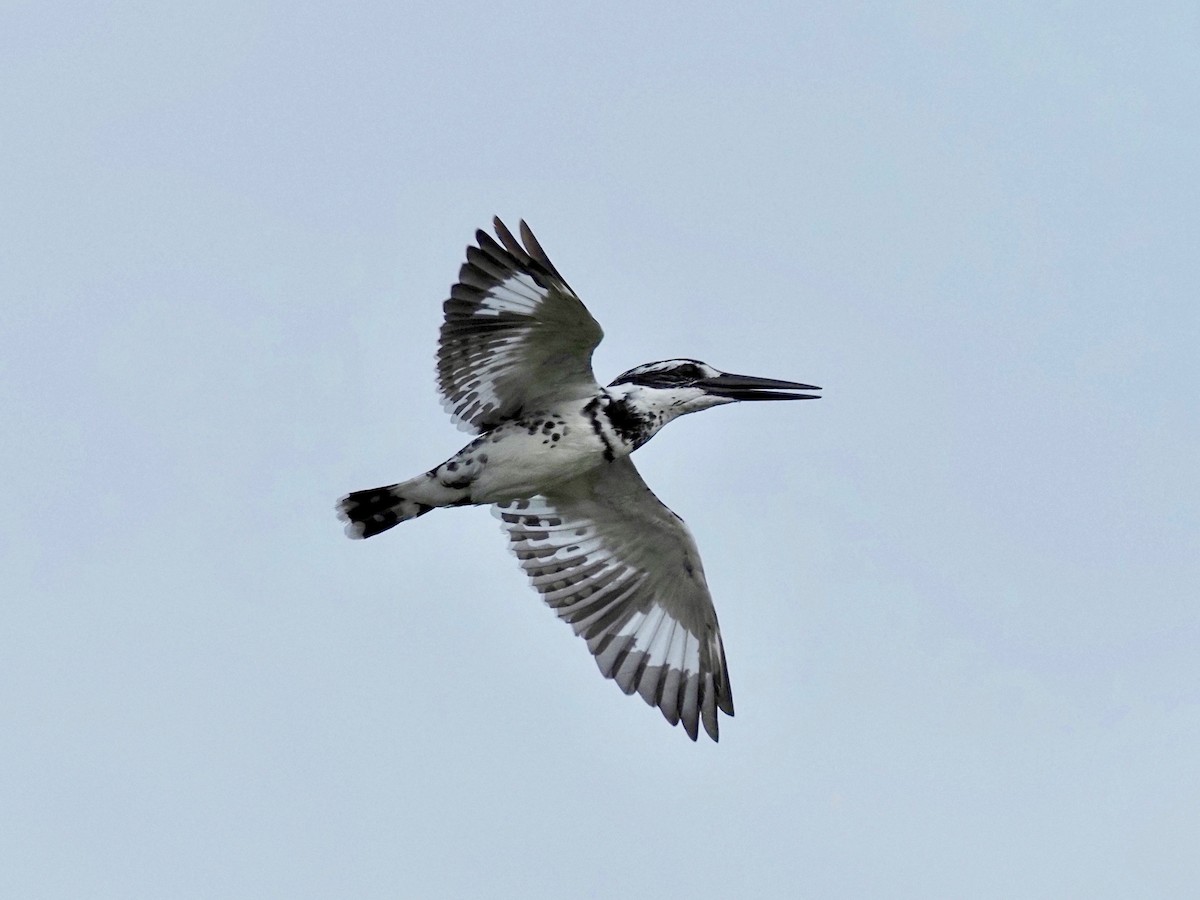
[337,487,432,539]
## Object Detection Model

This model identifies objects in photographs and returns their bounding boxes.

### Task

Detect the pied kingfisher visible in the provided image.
[339,218,821,741]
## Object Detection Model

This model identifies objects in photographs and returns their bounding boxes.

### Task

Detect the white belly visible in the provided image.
[463,410,613,502]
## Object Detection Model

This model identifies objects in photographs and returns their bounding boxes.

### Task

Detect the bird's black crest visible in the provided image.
[608,358,711,388]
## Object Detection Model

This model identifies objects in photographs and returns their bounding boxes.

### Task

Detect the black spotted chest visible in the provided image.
[585,396,655,454]
[513,413,571,447]
[606,397,654,447]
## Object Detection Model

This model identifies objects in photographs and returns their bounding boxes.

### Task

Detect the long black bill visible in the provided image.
[699,373,822,401]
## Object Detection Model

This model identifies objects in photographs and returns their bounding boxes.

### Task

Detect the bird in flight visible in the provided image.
[339,218,821,741]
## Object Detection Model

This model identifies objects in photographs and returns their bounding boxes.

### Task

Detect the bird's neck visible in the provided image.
[582,386,682,459]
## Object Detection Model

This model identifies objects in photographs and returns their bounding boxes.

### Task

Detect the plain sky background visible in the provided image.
[3,2,1198,897]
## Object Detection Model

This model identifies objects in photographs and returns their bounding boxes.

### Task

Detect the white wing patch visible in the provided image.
[493,459,734,741]
[438,219,604,433]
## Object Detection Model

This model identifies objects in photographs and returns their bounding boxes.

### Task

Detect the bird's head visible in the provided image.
[607,358,821,420]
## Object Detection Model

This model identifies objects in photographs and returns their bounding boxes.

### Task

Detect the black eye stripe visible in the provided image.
[649,365,702,384]
[609,360,708,387]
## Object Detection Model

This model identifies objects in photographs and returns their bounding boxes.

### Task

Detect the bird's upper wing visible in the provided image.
[438,218,605,433]
[493,458,734,741]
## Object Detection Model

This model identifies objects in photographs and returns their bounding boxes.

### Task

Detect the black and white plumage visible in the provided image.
[438,221,603,432]
[339,218,821,741]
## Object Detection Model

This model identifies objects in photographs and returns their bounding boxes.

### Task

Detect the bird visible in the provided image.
[338,218,821,741]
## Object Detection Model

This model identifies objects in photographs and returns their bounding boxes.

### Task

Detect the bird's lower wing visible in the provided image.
[493,458,734,741]
[438,219,604,433]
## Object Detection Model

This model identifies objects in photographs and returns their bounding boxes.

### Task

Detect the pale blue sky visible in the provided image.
[3,2,1198,897]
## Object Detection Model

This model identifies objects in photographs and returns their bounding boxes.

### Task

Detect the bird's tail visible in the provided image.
[338,484,435,539]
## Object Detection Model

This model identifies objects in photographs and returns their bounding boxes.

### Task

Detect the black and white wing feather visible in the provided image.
[438,218,605,433]
[494,458,734,741]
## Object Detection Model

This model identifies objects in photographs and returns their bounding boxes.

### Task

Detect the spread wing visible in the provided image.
[438,218,605,433]
[493,458,734,741]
